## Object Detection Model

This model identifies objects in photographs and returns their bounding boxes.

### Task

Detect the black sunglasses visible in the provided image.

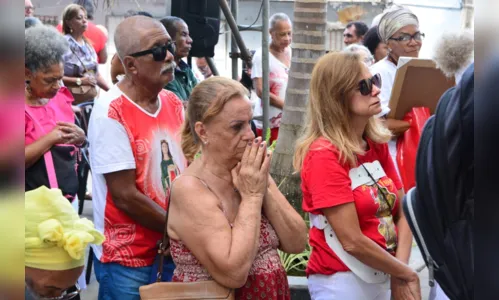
[129,42,176,61]
[358,74,381,96]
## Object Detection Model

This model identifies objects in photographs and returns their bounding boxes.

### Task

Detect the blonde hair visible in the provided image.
[181,77,249,162]
[293,52,391,171]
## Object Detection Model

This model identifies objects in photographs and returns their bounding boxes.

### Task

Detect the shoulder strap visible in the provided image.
[25,105,59,189]
[70,45,90,74]
[156,179,174,282]
[155,174,217,282]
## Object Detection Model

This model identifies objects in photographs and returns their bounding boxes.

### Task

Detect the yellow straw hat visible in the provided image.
[25,186,105,271]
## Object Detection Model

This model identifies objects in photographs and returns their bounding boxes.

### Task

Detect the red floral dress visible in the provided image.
[170,215,291,300]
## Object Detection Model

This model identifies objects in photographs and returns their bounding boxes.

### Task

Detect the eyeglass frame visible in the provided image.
[128,42,176,62]
[25,283,81,300]
[388,32,425,43]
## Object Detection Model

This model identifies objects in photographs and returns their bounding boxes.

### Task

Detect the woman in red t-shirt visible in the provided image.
[294,52,421,300]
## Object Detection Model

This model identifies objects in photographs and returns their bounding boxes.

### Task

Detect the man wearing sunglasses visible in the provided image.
[160,16,197,104]
[343,21,369,46]
[88,16,186,300]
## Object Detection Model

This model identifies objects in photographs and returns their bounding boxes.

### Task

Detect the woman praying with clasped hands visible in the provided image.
[167,77,308,299]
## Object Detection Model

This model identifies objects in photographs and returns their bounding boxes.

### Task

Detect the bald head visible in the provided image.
[114,16,167,61]
[25,0,34,17]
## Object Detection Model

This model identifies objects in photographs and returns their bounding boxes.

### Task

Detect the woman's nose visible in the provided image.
[372,83,381,97]
[245,124,255,141]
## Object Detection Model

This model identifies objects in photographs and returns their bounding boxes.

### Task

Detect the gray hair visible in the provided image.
[25,25,69,73]
[378,5,419,43]
[343,44,375,67]
[269,13,291,31]
[433,31,474,78]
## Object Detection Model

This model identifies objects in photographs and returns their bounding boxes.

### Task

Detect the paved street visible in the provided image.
[79,199,432,300]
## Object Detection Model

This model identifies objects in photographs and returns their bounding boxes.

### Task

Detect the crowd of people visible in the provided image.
[25,1,473,300]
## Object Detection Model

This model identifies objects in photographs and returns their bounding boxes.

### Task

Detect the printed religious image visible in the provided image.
[160,139,180,193]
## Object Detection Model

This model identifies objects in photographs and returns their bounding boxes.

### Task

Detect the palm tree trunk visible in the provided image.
[270,0,327,214]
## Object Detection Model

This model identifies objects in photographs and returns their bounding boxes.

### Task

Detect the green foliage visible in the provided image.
[278,214,311,276]
[194,151,202,160]
[278,243,311,277]
[265,128,272,144]
[264,128,277,152]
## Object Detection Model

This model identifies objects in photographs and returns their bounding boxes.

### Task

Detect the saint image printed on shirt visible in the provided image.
[160,139,180,193]
[368,180,398,252]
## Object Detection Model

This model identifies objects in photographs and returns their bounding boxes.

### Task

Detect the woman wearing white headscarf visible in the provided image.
[370,5,424,169]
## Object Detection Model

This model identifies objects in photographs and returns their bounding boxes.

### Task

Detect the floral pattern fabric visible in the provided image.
[171,215,291,300]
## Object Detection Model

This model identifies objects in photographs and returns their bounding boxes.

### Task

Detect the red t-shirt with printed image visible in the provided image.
[301,137,403,276]
[89,86,186,267]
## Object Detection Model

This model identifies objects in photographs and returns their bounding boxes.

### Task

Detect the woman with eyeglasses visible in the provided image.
[370,5,424,170]
[25,187,104,300]
[61,4,109,104]
[294,52,420,300]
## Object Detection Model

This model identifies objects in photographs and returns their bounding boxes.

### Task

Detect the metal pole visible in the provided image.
[230,0,239,80]
[205,57,220,76]
[261,0,270,137]
[218,0,252,67]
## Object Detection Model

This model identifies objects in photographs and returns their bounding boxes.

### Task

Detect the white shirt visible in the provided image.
[370,57,399,172]
[251,47,290,129]
[370,57,397,118]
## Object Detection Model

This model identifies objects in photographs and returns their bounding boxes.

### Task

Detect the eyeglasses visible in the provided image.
[26,283,81,300]
[129,42,176,62]
[389,32,425,43]
[358,74,381,96]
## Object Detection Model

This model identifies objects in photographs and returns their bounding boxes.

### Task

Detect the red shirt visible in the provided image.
[301,138,403,276]
[89,87,187,267]
[56,21,107,63]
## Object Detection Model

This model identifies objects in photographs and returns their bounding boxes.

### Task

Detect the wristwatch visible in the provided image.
[76,78,82,86]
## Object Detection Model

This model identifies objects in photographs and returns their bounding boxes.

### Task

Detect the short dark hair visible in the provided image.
[160,16,184,39]
[25,16,42,29]
[73,0,94,19]
[346,21,369,38]
[124,9,153,18]
[137,11,153,18]
[362,26,382,55]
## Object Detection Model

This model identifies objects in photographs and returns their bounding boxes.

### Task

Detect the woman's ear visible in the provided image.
[194,121,208,145]
[25,67,33,82]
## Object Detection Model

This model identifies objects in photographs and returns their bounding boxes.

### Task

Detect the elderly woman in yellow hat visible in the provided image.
[25,186,104,299]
